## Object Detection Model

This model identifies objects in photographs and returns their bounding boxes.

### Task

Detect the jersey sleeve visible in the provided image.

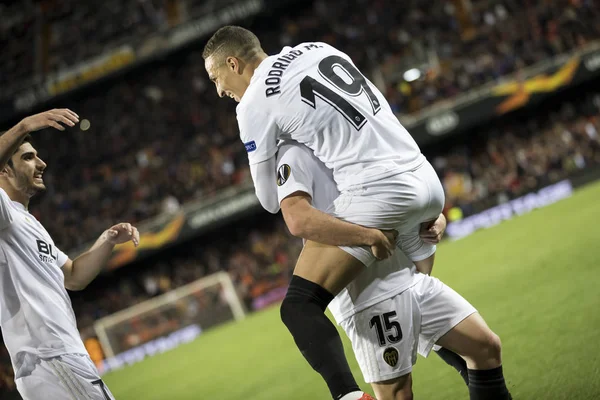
[237,104,279,166]
[0,188,14,230]
[55,246,69,268]
[276,143,315,204]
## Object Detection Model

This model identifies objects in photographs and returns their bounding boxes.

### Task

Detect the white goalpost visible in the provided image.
[93,271,246,361]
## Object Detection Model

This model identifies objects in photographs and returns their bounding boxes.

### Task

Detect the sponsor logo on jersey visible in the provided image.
[383,347,399,367]
[244,141,257,152]
[36,239,58,263]
[277,164,291,186]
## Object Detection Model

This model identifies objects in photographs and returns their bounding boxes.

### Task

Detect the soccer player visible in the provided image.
[276,140,510,399]
[0,109,140,400]
[203,26,510,399]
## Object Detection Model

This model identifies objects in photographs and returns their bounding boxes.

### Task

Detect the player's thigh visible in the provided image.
[435,313,502,368]
[371,373,413,400]
[294,240,366,295]
[339,293,419,387]
[414,276,477,358]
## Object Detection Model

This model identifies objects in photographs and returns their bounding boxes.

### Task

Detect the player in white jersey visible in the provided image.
[0,109,140,400]
[276,140,512,399]
[203,26,511,400]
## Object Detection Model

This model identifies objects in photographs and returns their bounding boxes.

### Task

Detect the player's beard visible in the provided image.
[14,168,46,197]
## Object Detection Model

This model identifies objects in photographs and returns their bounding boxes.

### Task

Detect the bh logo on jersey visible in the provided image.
[36,239,58,263]
[277,164,291,186]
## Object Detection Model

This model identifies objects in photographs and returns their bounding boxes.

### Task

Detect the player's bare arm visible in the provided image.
[62,223,139,291]
[0,109,79,170]
[281,191,397,260]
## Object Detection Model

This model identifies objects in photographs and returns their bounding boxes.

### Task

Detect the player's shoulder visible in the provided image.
[277,140,316,165]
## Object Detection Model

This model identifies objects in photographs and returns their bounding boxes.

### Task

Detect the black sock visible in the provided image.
[434,347,469,385]
[281,276,360,400]
[468,366,511,400]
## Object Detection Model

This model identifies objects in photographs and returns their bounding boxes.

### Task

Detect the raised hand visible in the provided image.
[20,109,79,132]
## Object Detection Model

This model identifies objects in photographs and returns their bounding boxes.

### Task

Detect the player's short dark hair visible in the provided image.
[4,134,32,169]
[202,26,263,63]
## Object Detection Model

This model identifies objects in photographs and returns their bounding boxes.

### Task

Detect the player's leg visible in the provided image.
[433,344,469,385]
[339,293,419,400]
[416,276,511,399]
[371,374,413,400]
[436,314,511,400]
[280,241,368,400]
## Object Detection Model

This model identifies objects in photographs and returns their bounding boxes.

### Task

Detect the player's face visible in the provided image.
[5,143,47,196]
[205,55,246,103]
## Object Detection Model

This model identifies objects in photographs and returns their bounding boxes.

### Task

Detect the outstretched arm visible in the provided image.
[62,223,139,290]
[0,109,78,170]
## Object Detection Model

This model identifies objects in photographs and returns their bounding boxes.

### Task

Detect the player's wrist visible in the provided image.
[363,228,380,247]
[15,120,31,135]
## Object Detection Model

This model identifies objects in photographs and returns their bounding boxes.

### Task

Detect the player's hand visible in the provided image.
[19,109,79,132]
[370,229,397,260]
[420,213,447,244]
[105,223,140,247]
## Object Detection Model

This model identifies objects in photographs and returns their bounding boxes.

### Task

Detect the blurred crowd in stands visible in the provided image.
[2,0,600,395]
[2,0,599,111]
[2,0,595,254]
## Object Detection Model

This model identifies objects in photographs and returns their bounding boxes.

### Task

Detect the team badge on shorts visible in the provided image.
[383,347,399,367]
[277,164,291,186]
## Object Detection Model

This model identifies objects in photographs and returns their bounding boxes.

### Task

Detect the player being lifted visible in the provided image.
[276,140,510,399]
[0,109,140,400]
[204,26,510,399]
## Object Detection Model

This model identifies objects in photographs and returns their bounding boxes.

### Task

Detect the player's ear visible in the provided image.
[226,56,239,73]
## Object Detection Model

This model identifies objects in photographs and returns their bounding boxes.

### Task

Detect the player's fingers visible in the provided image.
[108,229,118,237]
[133,228,140,247]
[47,121,65,131]
[51,113,76,127]
[122,223,133,235]
[61,108,80,121]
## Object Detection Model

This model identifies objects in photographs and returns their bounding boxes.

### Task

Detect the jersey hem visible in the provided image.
[331,273,426,324]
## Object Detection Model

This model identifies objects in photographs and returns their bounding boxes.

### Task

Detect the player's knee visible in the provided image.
[280,275,332,330]
[483,332,503,365]
[373,374,413,400]
[471,331,502,367]
[279,294,296,328]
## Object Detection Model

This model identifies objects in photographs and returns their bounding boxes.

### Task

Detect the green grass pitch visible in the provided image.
[103,181,600,399]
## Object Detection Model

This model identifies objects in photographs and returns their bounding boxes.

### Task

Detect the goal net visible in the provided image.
[93,271,246,365]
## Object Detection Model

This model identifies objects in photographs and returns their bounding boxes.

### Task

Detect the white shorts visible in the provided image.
[339,275,476,383]
[15,353,115,400]
[331,160,445,267]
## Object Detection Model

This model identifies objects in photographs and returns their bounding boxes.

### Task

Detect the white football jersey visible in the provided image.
[0,188,87,376]
[238,42,425,192]
[276,141,421,323]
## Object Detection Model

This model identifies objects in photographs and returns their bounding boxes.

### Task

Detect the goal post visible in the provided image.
[93,271,246,361]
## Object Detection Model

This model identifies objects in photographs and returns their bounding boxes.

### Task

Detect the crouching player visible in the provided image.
[276,140,511,400]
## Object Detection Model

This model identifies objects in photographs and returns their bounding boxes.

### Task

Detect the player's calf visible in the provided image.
[371,373,413,400]
[280,275,360,399]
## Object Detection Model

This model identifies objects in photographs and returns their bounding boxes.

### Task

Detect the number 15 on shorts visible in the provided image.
[370,311,402,346]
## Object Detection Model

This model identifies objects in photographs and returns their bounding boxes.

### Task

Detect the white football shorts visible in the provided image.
[339,275,477,383]
[331,159,445,267]
[15,353,115,400]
